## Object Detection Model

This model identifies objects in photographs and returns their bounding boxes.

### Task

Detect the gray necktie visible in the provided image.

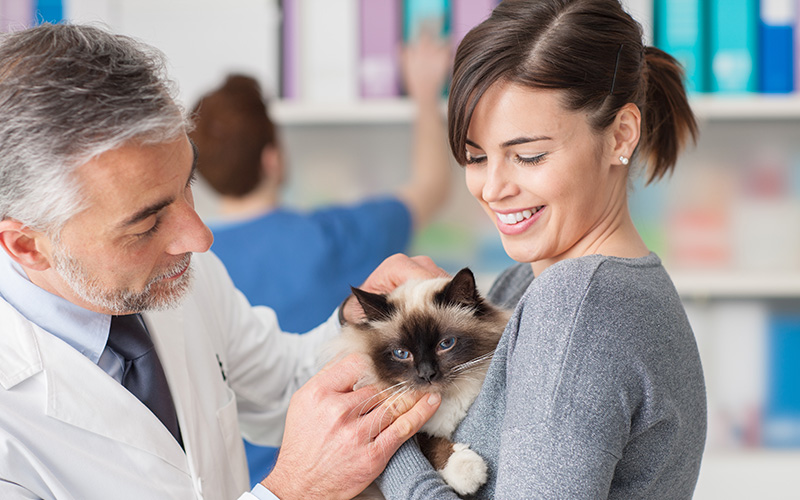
[107,314,183,448]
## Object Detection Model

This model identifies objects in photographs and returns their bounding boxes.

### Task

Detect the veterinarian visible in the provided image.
[188,35,452,486]
[0,23,443,499]
[379,0,708,498]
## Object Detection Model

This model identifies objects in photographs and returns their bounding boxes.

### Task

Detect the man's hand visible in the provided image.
[342,254,448,324]
[261,354,442,500]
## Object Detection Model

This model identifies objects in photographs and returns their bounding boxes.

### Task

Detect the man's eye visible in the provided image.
[135,219,161,239]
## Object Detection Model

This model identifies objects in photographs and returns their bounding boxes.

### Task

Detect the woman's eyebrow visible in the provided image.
[501,136,552,148]
[466,136,553,150]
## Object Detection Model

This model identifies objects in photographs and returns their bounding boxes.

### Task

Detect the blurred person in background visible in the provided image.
[189,34,453,485]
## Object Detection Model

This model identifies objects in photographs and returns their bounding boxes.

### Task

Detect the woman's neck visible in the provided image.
[218,183,280,219]
[530,206,649,277]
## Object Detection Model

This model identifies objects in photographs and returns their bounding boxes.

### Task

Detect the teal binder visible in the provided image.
[709,0,759,93]
[654,0,708,93]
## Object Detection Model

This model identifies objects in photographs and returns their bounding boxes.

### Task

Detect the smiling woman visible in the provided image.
[378,1,707,499]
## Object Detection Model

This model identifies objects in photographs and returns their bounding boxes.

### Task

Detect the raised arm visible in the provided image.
[395,33,454,230]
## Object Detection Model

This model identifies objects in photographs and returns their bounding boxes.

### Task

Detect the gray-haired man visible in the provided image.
[0,23,440,499]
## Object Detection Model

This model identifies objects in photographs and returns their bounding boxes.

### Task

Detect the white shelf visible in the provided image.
[691,94,800,120]
[670,270,800,299]
[271,98,416,125]
[694,450,800,500]
[271,95,800,124]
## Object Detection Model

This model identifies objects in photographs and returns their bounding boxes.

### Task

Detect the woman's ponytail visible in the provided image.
[638,46,699,184]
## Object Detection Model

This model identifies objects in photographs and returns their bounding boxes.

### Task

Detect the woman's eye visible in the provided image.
[438,337,456,351]
[392,348,411,360]
[465,151,486,165]
[515,153,547,165]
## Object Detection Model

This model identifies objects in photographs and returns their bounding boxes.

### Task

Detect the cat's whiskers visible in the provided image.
[350,380,411,419]
[451,351,496,374]
[367,385,414,463]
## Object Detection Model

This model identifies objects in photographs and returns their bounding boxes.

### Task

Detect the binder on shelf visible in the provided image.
[34,0,62,24]
[404,0,450,42]
[300,0,359,102]
[359,0,401,99]
[1,0,33,32]
[281,0,301,99]
[764,313,800,448]
[654,0,708,93]
[622,0,655,45]
[759,0,795,93]
[451,0,496,51]
[709,0,759,93]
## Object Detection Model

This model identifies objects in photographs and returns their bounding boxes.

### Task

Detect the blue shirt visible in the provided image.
[209,196,411,485]
[210,197,412,332]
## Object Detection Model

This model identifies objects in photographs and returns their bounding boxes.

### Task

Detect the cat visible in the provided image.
[327,267,511,498]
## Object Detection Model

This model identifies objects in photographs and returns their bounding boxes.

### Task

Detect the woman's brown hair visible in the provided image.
[189,74,277,197]
[448,0,698,184]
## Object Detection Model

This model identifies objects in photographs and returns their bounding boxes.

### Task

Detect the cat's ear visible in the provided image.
[435,267,482,310]
[351,286,395,323]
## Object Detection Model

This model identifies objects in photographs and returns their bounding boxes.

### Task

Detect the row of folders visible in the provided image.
[282,0,800,102]
[689,300,800,450]
[281,0,498,101]
[656,0,799,94]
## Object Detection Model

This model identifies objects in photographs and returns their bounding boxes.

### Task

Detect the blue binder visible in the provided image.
[759,0,795,93]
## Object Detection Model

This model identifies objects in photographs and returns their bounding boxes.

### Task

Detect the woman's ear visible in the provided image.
[0,219,53,271]
[261,143,285,189]
[609,102,641,166]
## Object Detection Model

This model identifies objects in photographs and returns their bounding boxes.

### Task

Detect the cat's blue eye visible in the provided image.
[392,348,410,360]
[438,337,456,351]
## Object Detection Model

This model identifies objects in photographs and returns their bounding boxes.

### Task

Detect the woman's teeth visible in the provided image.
[496,207,542,225]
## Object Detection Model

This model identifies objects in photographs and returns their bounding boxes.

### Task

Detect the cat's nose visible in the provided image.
[417,363,438,383]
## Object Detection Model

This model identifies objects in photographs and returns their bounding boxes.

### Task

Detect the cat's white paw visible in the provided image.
[439,442,488,496]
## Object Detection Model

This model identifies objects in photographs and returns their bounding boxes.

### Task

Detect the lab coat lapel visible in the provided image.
[142,307,200,464]
[38,318,189,473]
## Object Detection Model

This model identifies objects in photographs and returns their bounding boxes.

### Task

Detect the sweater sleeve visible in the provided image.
[376,440,462,500]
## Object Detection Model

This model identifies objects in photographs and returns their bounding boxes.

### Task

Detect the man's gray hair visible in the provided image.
[0,23,188,234]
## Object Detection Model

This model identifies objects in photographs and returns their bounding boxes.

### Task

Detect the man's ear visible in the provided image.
[608,102,642,166]
[0,219,53,271]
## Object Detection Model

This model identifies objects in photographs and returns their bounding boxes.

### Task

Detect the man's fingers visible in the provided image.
[372,393,442,450]
[316,353,370,393]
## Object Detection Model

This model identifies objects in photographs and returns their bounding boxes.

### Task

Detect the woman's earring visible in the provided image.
[619,155,629,165]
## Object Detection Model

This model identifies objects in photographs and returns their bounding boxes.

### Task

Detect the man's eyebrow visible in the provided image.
[117,141,198,230]
[188,140,199,186]
[117,198,172,230]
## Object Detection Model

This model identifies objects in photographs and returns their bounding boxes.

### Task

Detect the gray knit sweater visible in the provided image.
[378,253,707,499]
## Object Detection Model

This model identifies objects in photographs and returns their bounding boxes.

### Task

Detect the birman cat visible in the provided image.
[330,268,511,497]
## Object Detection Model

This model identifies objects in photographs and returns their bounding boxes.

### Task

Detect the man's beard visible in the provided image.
[52,246,193,314]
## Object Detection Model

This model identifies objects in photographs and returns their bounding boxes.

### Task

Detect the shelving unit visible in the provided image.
[272,94,800,124]
[273,93,800,500]
[691,94,800,121]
